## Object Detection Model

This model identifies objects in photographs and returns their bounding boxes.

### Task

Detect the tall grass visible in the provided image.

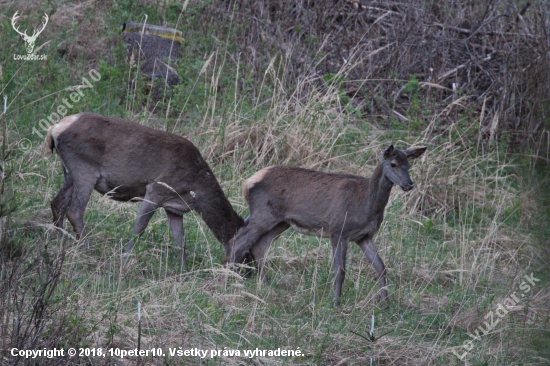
[8,51,542,366]
[0,0,548,365]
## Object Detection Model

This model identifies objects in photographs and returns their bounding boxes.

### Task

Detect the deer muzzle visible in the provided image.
[402,182,415,191]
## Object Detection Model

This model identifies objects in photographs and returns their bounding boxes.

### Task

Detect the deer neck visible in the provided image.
[196,187,245,245]
[366,162,394,213]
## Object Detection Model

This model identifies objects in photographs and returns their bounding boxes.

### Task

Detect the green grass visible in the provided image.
[1,1,549,365]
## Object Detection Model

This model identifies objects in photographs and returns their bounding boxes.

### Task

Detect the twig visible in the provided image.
[437,53,493,82]
[365,6,400,15]
[464,14,510,41]
[505,2,531,32]
[432,22,537,39]
[432,22,471,34]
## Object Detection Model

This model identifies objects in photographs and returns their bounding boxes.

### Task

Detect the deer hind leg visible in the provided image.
[166,210,186,271]
[125,200,159,254]
[65,174,97,246]
[357,237,389,306]
[249,222,290,282]
[51,171,74,230]
[331,234,349,307]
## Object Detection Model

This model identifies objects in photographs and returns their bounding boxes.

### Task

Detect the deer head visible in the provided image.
[11,11,49,54]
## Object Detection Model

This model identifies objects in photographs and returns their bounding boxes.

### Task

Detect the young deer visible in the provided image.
[227,145,426,306]
[47,113,245,269]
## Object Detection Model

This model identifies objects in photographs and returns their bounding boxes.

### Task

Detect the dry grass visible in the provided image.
[200,0,550,154]
[14,56,543,365]
[1,0,549,365]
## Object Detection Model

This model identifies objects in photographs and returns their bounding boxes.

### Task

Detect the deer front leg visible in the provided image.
[166,210,186,271]
[331,234,349,307]
[358,237,389,306]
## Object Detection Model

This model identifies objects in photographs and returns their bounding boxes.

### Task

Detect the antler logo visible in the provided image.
[11,11,49,54]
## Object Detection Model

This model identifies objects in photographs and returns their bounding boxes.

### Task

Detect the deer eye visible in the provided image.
[391,162,397,168]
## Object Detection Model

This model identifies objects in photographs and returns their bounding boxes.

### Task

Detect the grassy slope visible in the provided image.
[1,1,549,365]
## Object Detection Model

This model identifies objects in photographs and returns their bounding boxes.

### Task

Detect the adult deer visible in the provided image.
[47,113,245,269]
[227,145,426,306]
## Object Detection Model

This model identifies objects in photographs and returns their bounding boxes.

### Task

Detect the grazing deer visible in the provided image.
[227,145,426,306]
[46,113,245,269]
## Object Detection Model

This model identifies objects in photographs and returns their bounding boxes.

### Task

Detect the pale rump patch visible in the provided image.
[243,166,274,203]
[46,114,81,151]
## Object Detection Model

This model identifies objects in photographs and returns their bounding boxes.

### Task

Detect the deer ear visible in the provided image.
[405,146,427,159]
[383,145,394,158]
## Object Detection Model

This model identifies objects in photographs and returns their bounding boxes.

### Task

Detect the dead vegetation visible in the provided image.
[197,0,550,152]
[0,0,549,365]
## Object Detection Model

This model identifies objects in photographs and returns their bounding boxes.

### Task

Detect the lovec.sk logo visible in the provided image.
[12,11,48,61]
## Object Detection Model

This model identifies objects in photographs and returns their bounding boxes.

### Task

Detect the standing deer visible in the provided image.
[227,145,426,306]
[46,113,246,269]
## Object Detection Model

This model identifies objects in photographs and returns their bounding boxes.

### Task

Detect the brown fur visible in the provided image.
[228,145,427,306]
[47,114,80,152]
[48,112,245,269]
[46,127,54,152]
[243,166,273,203]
